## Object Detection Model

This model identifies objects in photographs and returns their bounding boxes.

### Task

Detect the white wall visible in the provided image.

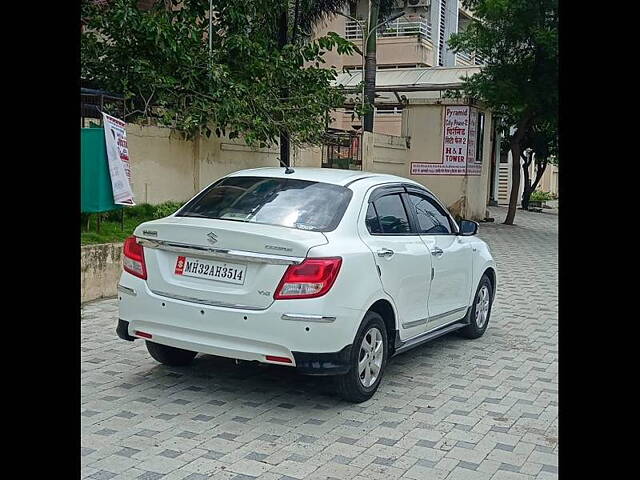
[126,125,295,204]
[124,101,494,221]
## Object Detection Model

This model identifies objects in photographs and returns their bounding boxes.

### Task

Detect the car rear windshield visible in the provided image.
[176,176,353,232]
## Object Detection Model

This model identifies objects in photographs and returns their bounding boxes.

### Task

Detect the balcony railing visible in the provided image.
[456,51,473,65]
[345,18,432,43]
[456,51,486,66]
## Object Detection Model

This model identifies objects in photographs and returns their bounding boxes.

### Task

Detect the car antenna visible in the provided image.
[278,158,295,175]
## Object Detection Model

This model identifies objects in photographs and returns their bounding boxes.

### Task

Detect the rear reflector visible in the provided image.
[135,331,152,339]
[265,355,292,364]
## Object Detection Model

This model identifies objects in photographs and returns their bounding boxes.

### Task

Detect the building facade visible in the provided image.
[318,1,482,72]
[315,1,482,137]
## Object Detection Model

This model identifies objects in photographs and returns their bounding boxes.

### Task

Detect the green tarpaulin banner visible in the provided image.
[81,127,123,213]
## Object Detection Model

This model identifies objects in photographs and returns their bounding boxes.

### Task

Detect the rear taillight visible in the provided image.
[274,257,342,300]
[123,236,147,280]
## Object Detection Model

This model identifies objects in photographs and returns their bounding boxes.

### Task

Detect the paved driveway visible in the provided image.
[81,207,558,480]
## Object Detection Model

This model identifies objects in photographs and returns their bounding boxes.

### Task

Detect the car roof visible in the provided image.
[225,167,420,188]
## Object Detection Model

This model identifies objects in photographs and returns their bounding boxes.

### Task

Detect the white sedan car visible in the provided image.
[117,167,496,402]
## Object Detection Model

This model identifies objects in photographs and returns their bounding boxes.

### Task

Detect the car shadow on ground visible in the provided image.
[135,331,469,406]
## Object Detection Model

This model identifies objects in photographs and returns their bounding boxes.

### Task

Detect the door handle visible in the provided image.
[377,248,394,258]
[431,247,444,257]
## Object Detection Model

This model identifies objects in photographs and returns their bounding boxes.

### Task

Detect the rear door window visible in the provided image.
[368,194,411,234]
[176,176,353,232]
[365,203,382,234]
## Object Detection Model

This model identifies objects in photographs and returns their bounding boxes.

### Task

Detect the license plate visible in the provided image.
[174,256,246,285]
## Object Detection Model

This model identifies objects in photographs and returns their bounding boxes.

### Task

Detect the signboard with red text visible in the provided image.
[102,112,135,205]
[410,105,483,176]
[466,107,481,175]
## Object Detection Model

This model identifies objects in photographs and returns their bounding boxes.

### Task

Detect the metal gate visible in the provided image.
[321,128,362,170]
[81,87,125,127]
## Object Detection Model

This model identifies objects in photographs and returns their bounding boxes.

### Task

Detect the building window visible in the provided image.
[348,1,357,18]
[475,112,485,163]
[375,105,403,115]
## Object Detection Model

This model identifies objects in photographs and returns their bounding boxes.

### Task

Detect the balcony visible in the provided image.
[340,17,435,67]
[455,51,485,66]
[345,18,433,46]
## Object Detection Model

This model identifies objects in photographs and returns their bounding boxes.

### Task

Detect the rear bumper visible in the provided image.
[117,272,360,373]
[291,345,352,375]
[116,319,135,341]
[117,318,352,375]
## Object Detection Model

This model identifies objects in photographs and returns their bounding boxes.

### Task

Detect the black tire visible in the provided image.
[336,311,388,403]
[458,274,493,339]
[146,341,197,366]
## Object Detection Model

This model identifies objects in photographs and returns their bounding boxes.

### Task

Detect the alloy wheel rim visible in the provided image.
[358,327,384,388]
[475,285,490,329]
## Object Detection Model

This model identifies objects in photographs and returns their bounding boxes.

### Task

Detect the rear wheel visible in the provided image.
[458,275,493,339]
[146,341,197,366]
[336,311,388,403]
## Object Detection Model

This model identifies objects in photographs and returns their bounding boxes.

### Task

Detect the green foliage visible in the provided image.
[80,201,186,245]
[448,0,557,224]
[81,0,355,147]
[523,120,557,159]
[81,214,153,245]
[530,190,554,202]
[126,203,157,218]
[448,0,558,130]
[153,201,184,218]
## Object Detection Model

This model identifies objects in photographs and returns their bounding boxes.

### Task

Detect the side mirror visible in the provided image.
[459,219,479,236]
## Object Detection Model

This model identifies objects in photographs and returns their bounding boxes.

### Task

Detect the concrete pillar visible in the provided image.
[361,131,375,171]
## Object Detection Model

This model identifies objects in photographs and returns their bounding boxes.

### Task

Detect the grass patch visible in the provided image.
[81,201,184,245]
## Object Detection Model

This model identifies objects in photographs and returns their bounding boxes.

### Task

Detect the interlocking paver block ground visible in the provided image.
[81,206,558,479]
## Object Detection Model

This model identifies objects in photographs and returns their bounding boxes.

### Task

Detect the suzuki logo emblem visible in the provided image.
[207,232,218,245]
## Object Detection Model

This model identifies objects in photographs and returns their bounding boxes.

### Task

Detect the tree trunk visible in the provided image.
[291,0,300,43]
[522,185,532,210]
[504,114,533,225]
[278,9,290,166]
[522,153,549,210]
[280,131,290,167]
[363,1,379,133]
[504,142,522,224]
[531,155,548,193]
[520,151,532,210]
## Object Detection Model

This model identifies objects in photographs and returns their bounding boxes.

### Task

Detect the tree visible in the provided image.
[448,0,558,225]
[362,1,395,132]
[273,1,397,161]
[81,0,354,152]
[274,1,362,165]
[520,119,558,210]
